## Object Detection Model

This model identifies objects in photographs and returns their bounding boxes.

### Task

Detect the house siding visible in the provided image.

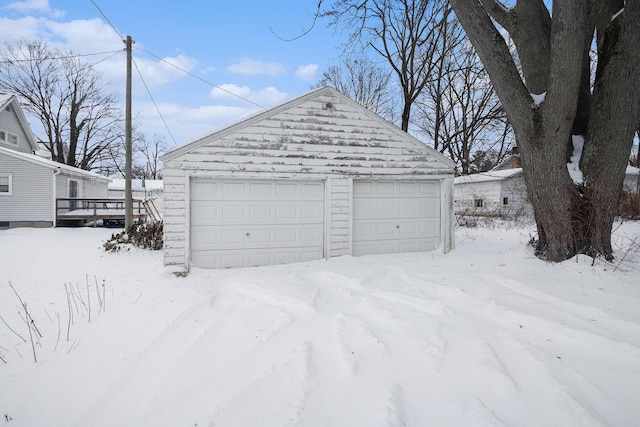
[0,152,53,222]
[500,176,530,217]
[454,172,530,218]
[455,180,502,216]
[163,88,455,270]
[0,105,34,154]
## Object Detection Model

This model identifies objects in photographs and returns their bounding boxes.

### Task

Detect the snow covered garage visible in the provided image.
[161,87,455,270]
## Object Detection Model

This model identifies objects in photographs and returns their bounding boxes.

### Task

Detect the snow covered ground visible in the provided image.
[1,221,639,426]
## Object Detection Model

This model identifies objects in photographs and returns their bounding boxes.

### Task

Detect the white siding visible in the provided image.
[455,174,531,219]
[0,152,53,222]
[163,169,188,267]
[500,176,531,218]
[327,177,351,257]
[0,104,34,154]
[455,180,502,216]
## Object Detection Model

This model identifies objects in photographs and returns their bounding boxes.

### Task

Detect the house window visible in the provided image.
[0,130,18,145]
[474,198,484,208]
[0,174,12,195]
[503,197,509,205]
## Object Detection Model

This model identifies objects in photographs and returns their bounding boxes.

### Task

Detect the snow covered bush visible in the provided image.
[103,221,163,252]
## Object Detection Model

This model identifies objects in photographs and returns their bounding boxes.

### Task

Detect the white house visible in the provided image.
[454,168,530,218]
[108,178,164,217]
[623,165,639,194]
[162,87,456,270]
[456,150,639,219]
[0,94,109,228]
[108,178,163,200]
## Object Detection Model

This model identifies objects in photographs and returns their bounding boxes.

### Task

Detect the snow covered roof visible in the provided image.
[0,146,109,182]
[108,179,163,192]
[454,168,523,184]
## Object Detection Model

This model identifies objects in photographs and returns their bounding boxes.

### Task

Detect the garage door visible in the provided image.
[190,179,324,268]
[353,180,440,256]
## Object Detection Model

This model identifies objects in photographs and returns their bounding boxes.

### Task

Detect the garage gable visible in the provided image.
[163,87,454,176]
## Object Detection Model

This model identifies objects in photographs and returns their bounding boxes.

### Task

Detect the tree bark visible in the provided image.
[582,2,640,259]
[450,0,639,262]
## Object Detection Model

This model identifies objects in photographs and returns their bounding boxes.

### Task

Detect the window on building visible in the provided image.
[0,174,12,195]
[474,198,483,208]
[503,197,509,205]
[0,130,18,145]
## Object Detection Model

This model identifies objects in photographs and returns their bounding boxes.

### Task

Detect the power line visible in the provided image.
[139,48,265,109]
[0,50,122,64]
[90,0,123,40]
[131,56,177,145]
[92,0,263,109]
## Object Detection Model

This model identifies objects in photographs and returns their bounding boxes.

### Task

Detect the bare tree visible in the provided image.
[415,15,512,174]
[0,39,123,173]
[323,0,456,132]
[134,134,166,179]
[103,129,165,179]
[449,0,640,261]
[314,53,396,121]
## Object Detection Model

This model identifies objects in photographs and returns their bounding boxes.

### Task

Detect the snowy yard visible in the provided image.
[1,221,640,426]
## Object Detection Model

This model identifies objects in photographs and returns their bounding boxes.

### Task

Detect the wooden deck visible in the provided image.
[56,198,148,226]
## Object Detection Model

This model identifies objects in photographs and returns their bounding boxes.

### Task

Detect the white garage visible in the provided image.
[162,87,455,271]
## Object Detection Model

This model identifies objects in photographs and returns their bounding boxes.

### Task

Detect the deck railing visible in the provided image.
[55,198,148,226]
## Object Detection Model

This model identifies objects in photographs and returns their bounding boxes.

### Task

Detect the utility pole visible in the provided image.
[124,35,133,229]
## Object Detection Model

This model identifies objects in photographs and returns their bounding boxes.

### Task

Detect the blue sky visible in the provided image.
[0,0,346,148]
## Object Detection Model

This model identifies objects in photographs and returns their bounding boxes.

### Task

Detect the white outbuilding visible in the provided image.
[161,87,455,270]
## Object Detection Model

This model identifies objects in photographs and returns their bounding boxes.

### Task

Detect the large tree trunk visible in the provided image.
[450,0,640,262]
[582,3,640,259]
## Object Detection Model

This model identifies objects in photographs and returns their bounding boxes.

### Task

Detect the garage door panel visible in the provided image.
[191,246,325,269]
[302,182,324,198]
[191,181,219,200]
[191,180,324,268]
[193,202,323,226]
[190,202,220,225]
[353,180,441,256]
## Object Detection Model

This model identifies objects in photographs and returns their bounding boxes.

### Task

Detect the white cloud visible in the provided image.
[134,101,261,146]
[4,0,63,17]
[295,63,318,81]
[132,54,199,88]
[209,84,288,107]
[0,14,198,91]
[0,16,43,40]
[227,59,286,76]
[45,18,123,53]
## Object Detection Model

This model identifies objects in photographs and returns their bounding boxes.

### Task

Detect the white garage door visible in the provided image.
[353,180,440,256]
[190,179,324,268]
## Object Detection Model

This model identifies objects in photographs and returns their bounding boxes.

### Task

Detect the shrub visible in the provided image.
[104,221,163,252]
[619,193,640,220]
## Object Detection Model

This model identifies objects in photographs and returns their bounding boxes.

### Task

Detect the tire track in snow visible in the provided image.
[382,270,620,426]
